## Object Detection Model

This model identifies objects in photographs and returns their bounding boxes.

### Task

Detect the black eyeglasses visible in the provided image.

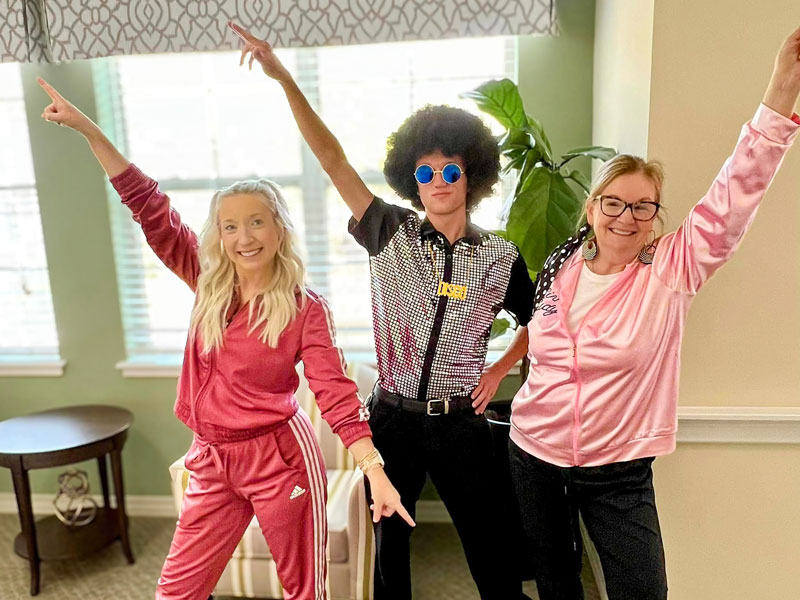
[596,195,660,222]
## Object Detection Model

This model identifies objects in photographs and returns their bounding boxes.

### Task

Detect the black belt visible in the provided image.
[372,386,474,416]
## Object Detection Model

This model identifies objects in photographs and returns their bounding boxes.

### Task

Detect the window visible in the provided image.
[0,63,62,370]
[97,37,516,365]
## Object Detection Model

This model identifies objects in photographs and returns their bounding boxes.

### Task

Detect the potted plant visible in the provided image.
[463,78,617,342]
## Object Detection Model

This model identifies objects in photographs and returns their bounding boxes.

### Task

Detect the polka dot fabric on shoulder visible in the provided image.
[532,224,591,314]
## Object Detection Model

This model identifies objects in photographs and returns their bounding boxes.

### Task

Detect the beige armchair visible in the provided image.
[168,363,378,599]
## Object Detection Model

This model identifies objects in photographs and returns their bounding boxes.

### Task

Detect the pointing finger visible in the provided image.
[37,78,64,102]
[372,501,385,523]
[228,21,259,45]
[395,503,416,527]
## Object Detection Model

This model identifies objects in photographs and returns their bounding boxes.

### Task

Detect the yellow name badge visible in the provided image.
[436,280,468,301]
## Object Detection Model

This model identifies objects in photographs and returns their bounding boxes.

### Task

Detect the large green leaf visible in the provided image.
[510,149,537,199]
[499,127,534,157]
[506,168,583,274]
[501,152,528,175]
[515,148,549,196]
[460,79,527,130]
[559,145,616,168]
[489,318,513,340]
[526,114,554,163]
[565,169,591,194]
[498,127,534,175]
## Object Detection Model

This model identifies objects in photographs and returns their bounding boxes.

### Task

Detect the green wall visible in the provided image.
[518,0,596,171]
[0,0,595,498]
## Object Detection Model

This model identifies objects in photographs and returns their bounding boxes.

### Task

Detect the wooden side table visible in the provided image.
[0,405,135,595]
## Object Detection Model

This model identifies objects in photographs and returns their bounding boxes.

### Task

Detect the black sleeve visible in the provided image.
[348,197,411,256]
[503,252,534,326]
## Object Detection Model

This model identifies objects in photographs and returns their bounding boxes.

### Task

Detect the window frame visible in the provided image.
[97,40,518,377]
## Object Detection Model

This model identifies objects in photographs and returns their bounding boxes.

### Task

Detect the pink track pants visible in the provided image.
[156,410,329,600]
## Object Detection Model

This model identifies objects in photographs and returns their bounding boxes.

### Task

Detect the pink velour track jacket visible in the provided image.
[510,104,799,468]
[111,164,371,447]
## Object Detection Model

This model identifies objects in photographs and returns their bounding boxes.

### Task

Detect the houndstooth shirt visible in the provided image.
[349,197,533,401]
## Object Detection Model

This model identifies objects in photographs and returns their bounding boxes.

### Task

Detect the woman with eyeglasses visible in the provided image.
[36,78,413,600]
[485,25,800,600]
[228,20,534,600]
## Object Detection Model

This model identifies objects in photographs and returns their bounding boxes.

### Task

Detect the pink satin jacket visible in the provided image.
[511,104,799,467]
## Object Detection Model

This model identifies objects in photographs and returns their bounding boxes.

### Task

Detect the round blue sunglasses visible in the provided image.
[413,163,465,185]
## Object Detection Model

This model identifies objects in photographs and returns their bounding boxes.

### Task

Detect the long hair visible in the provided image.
[189,179,306,352]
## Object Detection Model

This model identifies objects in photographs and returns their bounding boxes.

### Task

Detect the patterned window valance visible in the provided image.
[1,0,557,64]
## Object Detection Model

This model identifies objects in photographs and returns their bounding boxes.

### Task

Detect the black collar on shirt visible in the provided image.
[419,217,484,248]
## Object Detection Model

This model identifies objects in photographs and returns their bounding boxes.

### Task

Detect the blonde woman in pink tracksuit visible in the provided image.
[38,80,413,600]
[485,25,800,600]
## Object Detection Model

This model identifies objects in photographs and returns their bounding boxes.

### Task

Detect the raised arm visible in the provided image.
[763,25,800,119]
[39,78,200,289]
[653,26,800,294]
[229,22,373,221]
[38,78,130,178]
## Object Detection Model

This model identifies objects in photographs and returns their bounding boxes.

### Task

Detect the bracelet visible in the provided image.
[357,448,385,474]
[362,461,384,475]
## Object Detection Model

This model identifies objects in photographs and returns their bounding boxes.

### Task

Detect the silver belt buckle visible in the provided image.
[426,397,450,416]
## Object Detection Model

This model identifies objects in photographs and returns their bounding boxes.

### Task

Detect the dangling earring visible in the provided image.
[638,230,656,264]
[581,238,597,260]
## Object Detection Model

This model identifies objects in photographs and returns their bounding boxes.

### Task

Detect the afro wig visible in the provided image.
[383,105,500,213]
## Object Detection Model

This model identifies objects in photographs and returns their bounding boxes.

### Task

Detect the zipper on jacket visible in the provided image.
[571,343,581,464]
[193,311,237,425]
[193,352,217,425]
[562,262,634,465]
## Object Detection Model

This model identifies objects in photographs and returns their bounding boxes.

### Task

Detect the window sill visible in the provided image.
[116,355,183,378]
[0,356,67,377]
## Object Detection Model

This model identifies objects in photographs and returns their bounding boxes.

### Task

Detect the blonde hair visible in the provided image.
[578,154,666,232]
[190,180,306,352]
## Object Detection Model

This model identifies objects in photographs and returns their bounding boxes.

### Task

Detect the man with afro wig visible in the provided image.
[231,21,534,600]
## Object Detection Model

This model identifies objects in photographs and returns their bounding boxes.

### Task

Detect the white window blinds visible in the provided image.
[0,63,61,360]
[96,37,516,361]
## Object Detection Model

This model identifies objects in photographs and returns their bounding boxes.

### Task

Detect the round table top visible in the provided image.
[0,405,133,455]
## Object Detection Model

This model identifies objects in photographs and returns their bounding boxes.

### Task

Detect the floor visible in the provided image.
[0,514,600,599]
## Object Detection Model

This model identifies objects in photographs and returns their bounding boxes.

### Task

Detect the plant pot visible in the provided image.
[485,399,536,582]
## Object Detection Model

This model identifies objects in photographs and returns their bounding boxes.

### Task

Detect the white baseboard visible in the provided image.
[0,493,177,518]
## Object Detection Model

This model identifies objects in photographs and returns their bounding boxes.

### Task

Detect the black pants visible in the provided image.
[365,397,524,600]
[509,441,668,600]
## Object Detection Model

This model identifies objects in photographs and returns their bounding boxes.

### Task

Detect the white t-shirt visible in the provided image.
[566,263,622,335]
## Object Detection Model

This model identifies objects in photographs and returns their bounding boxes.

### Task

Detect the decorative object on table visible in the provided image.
[53,469,98,527]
